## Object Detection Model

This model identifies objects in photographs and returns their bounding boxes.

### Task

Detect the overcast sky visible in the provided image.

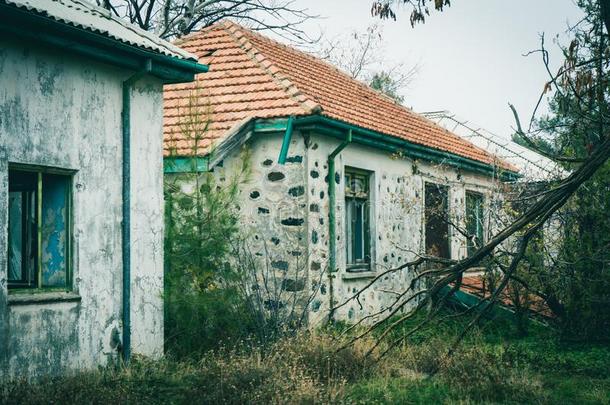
[278,0,584,139]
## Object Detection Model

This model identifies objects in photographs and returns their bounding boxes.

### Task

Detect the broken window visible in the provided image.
[345,168,371,271]
[424,182,450,259]
[465,191,485,257]
[7,167,72,290]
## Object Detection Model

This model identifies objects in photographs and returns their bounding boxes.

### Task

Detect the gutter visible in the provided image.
[168,116,519,180]
[163,156,209,173]
[122,59,152,363]
[327,130,352,322]
[294,115,519,181]
[277,116,295,165]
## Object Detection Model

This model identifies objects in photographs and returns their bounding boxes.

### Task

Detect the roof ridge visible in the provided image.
[225,20,392,106]
[220,20,321,115]
[221,22,493,152]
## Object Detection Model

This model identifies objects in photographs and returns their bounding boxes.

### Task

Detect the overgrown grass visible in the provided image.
[3,310,610,404]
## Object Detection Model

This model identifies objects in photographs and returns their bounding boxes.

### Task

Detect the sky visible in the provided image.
[275,0,585,139]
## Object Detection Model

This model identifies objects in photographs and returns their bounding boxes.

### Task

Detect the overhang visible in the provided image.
[0,2,208,84]
[164,115,521,182]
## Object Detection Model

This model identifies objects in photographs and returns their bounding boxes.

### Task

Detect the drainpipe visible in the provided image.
[122,59,152,363]
[327,130,352,322]
[277,115,295,165]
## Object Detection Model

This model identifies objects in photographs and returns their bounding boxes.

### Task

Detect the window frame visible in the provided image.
[465,190,485,257]
[423,182,451,259]
[7,163,75,292]
[344,167,373,272]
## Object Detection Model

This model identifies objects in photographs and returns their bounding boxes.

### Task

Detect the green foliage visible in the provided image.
[164,286,261,359]
[503,338,610,378]
[369,71,405,103]
[164,148,261,357]
[164,151,251,290]
[511,131,557,156]
[529,0,610,341]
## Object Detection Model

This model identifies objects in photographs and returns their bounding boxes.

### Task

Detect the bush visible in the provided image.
[164,148,263,357]
[164,284,262,359]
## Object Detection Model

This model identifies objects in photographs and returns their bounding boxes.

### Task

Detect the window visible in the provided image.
[465,191,485,257]
[345,168,371,271]
[7,167,72,290]
[424,182,450,259]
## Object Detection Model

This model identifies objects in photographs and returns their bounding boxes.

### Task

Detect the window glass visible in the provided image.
[8,170,38,288]
[425,182,450,259]
[345,169,371,270]
[7,168,72,290]
[466,191,485,257]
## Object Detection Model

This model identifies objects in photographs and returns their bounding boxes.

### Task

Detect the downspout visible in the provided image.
[327,130,352,322]
[277,115,295,165]
[122,59,152,363]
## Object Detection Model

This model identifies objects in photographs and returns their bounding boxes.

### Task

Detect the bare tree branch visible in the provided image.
[103,0,317,41]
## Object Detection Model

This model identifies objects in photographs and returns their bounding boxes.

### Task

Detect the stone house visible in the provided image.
[163,21,518,325]
[0,0,206,377]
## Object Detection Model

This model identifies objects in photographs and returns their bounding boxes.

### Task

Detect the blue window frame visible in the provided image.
[7,166,73,290]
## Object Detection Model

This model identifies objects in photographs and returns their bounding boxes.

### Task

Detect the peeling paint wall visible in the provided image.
[0,37,164,377]
[129,77,165,359]
[209,129,501,327]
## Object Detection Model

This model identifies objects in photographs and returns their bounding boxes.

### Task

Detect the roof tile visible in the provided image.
[164,21,514,171]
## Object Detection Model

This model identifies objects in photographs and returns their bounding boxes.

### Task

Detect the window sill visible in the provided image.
[8,291,81,306]
[342,271,376,281]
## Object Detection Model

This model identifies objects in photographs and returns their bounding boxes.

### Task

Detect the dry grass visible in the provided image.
[2,315,609,404]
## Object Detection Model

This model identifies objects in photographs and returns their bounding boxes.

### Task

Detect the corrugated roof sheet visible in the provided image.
[2,0,197,60]
[164,21,513,172]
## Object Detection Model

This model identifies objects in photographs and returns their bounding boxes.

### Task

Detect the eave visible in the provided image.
[164,114,521,182]
[0,3,208,84]
[263,115,521,182]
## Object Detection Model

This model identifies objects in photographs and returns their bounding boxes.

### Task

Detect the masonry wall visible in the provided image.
[0,37,164,377]
[208,129,501,327]
[306,136,498,325]
[201,129,500,328]
[212,133,311,320]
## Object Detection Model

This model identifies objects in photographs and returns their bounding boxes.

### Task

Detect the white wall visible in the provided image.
[0,37,164,377]
[211,129,501,327]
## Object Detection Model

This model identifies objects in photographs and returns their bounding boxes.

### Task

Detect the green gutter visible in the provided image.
[277,116,295,165]
[164,156,209,173]
[264,116,518,181]
[0,4,208,83]
[168,116,518,179]
[122,60,152,363]
[294,115,519,181]
[327,130,352,322]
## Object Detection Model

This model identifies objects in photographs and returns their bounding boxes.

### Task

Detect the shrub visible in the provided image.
[164,148,259,357]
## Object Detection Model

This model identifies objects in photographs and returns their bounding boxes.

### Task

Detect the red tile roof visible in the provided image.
[460,275,552,318]
[164,21,513,171]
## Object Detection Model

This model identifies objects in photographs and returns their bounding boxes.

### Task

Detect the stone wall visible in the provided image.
[209,129,501,327]
[213,133,311,322]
